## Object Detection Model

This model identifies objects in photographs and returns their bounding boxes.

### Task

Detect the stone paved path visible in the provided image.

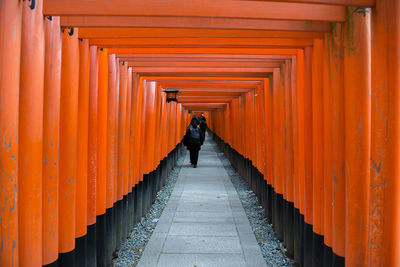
[137,136,266,267]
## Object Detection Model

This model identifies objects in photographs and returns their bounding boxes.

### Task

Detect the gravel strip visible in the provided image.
[216,151,293,267]
[113,154,185,267]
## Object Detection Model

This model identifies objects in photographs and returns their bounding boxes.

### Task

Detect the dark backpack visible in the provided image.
[188,127,201,145]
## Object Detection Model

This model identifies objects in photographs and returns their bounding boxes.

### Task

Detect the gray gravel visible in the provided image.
[113,153,185,267]
[216,151,293,267]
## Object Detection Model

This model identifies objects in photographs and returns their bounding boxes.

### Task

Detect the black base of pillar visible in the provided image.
[312,232,324,266]
[96,213,106,267]
[304,222,313,267]
[293,208,302,266]
[105,206,114,266]
[286,201,295,258]
[323,245,333,267]
[86,223,97,267]
[332,252,345,267]
[59,249,76,267]
[75,233,87,267]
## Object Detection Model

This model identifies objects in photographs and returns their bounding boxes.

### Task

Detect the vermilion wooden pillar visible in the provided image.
[43,16,62,265]
[262,79,273,198]
[19,0,45,265]
[124,67,133,195]
[139,80,148,179]
[134,79,144,183]
[284,59,294,258]
[129,73,140,189]
[76,38,90,240]
[296,50,305,219]
[370,1,400,266]
[303,46,313,266]
[59,27,79,260]
[106,54,118,209]
[293,50,304,265]
[0,1,21,265]
[96,47,108,266]
[330,23,345,264]
[132,75,143,186]
[144,82,157,173]
[322,32,334,264]
[311,38,324,266]
[344,7,371,266]
[97,48,109,217]
[117,62,127,203]
[272,68,284,241]
[87,45,98,228]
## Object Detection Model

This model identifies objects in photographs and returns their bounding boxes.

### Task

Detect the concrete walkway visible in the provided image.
[138,136,266,267]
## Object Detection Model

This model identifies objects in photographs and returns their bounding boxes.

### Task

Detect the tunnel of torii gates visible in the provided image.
[0,0,399,266]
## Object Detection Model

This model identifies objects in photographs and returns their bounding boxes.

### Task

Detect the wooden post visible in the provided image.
[59,27,79,258]
[43,15,61,265]
[370,1,400,265]
[344,7,371,266]
[19,0,45,264]
[0,1,21,265]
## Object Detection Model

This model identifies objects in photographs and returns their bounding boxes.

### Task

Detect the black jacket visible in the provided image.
[183,125,204,150]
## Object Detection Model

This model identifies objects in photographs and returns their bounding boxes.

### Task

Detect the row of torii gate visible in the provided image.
[0,0,399,266]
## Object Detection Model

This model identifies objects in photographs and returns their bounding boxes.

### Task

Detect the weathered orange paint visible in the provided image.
[87,45,98,226]
[370,0,400,265]
[19,0,45,264]
[344,7,371,266]
[43,16,61,265]
[59,28,80,253]
[0,1,21,265]
[97,48,108,216]
[76,38,90,239]
[330,23,345,259]
[106,54,118,208]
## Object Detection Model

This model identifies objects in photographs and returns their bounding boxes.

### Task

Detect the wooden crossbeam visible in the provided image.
[89,37,313,48]
[62,16,331,31]
[117,54,293,61]
[109,48,299,55]
[78,28,325,39]
[131,67,274,73]
[127,61,282,68]
[269,0,374,6]
[44,0,345,22]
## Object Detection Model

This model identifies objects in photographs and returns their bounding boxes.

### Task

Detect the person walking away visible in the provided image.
[199,113,206,122]
[183,118,204,168]
[199,119,207,144]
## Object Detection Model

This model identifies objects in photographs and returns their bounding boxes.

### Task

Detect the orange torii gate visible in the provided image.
[0,0,399,267]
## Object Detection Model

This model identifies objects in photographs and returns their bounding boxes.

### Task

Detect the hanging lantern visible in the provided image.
[163,88,179,103]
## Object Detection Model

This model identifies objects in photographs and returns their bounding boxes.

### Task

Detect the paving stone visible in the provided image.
[162,235,243,254]
[168,222,238,236]
[157,253,246,267]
